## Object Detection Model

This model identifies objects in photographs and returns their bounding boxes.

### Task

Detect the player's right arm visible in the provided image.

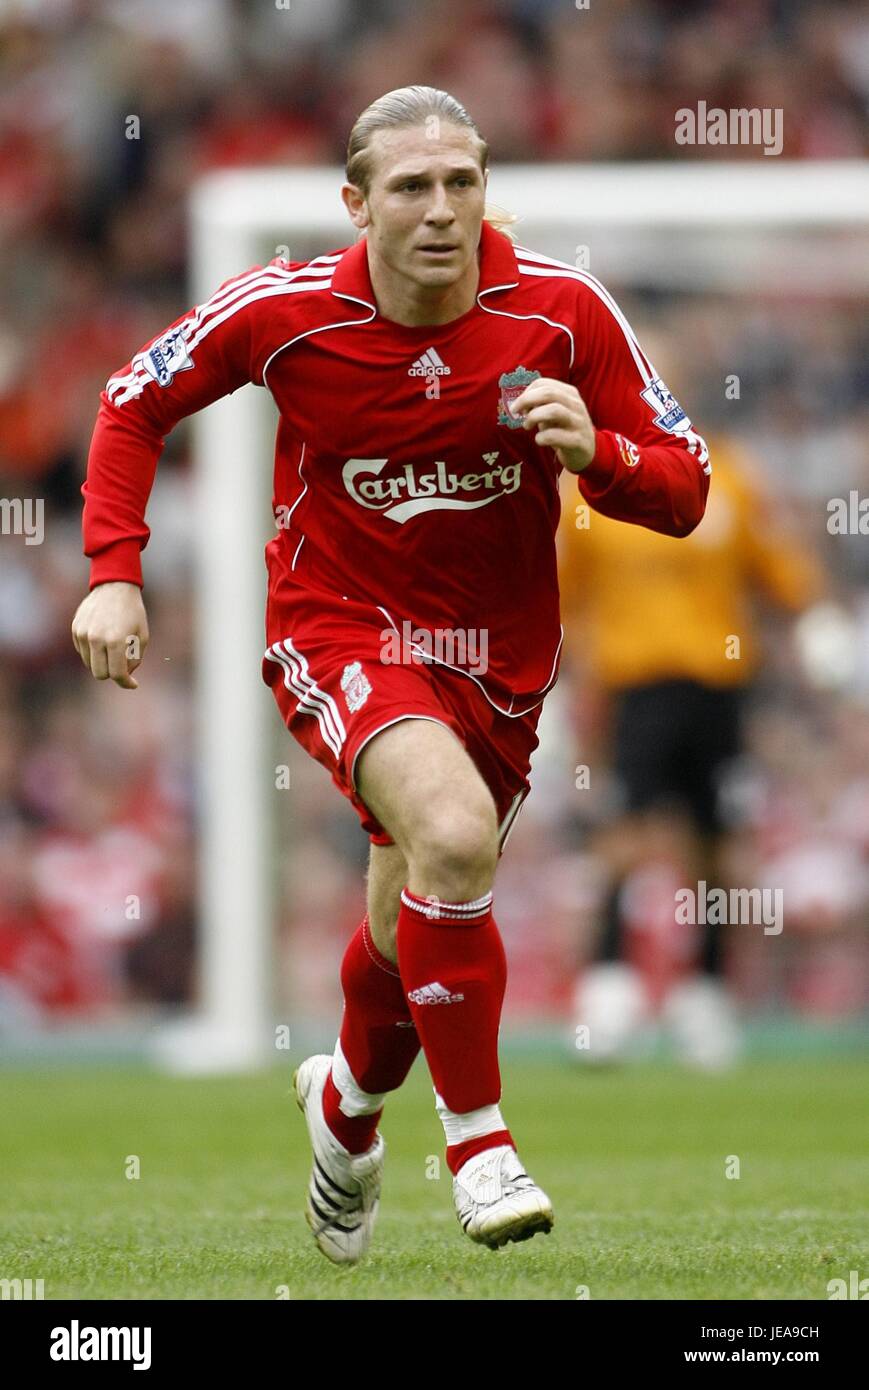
[73,258,293,686]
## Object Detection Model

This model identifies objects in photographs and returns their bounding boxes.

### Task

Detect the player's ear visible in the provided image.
[341,183,369,231]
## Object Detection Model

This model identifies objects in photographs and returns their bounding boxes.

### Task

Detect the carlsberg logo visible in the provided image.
[342,453,521,524]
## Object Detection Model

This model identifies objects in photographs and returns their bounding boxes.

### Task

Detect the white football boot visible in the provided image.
[570,962,653,1064]
[453,1143,554,1249]
[662,975,742,1071]
[292,1053,385,1264]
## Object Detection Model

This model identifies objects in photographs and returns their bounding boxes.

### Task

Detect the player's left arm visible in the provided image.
[510,280,710,537]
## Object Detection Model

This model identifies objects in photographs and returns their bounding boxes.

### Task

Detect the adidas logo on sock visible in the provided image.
[407,981,465,1005]
[408,347,451,377]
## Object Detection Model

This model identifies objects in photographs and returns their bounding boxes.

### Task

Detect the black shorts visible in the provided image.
[611,679,744,835]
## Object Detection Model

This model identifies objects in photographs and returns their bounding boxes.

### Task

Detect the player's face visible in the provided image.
[351,124,487,289]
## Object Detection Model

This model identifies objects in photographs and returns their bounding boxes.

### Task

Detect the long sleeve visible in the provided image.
[568,276,710,538]
[736,464,826,611]
[81,259,293,588]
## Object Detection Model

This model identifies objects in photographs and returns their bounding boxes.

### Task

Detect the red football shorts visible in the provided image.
[262,586,541,852]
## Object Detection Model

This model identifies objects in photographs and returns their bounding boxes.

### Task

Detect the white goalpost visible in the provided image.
[149,161,869,1073]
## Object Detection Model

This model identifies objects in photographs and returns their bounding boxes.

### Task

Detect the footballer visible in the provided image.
[72,86,710,1262]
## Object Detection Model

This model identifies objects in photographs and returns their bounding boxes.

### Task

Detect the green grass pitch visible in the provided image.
[1,1057,866,1300]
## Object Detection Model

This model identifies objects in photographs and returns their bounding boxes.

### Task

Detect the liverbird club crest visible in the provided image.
[340,661,372,713]
[498,365,541,428]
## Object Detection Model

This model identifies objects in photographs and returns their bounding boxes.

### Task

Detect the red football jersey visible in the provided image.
[81,219,710,714]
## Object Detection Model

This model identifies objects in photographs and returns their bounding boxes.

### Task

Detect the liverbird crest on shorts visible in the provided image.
[498,365,541,429]
[341,661,372,713]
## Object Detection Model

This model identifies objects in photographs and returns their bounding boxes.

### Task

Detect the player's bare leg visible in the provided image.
[365,841,408,965]
[359,718,499,903]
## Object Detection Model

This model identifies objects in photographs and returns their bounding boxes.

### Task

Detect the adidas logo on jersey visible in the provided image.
[407,981,465,1005]
[408,347,451,377]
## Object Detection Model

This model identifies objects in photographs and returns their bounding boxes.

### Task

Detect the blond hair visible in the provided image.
[345,84,518,241]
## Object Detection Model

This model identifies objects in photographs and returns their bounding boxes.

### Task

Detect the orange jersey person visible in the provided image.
[558,433,824,694]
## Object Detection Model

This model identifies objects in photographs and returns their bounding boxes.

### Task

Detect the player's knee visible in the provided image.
[410,800,499,897]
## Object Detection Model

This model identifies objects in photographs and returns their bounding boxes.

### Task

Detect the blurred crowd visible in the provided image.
[0,0,867,1036]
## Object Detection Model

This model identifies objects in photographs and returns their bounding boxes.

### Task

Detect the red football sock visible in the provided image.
[396,888,512,1154]
[321,914,421,1154]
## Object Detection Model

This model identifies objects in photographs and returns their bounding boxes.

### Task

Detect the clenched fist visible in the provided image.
[71,581,149,690]
[509,378,597,473]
